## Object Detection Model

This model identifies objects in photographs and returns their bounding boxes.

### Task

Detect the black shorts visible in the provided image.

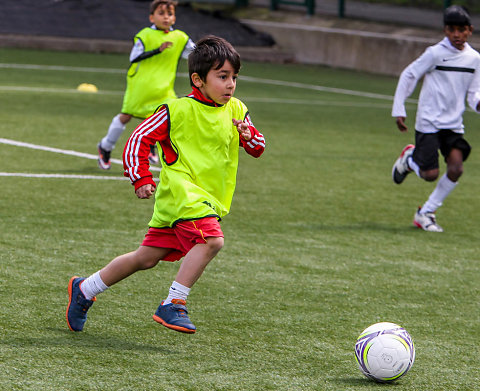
[412,130,471,171]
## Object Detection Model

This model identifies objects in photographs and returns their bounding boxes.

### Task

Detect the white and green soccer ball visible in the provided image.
[354,322,415,383]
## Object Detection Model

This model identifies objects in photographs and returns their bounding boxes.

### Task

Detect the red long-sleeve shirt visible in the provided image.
[123,87,265,191]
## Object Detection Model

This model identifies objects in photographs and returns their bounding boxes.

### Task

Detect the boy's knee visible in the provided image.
[206,237,224,254]
[133,249,161,270]
[447,164,463,181]
[139,258,159,269]
[420,169,439,182]
[119,113,132,124]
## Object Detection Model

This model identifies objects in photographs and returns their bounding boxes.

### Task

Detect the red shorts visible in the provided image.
[141,217,223,262]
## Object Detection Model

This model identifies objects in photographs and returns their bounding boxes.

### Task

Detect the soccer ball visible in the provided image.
[354,322,415,383]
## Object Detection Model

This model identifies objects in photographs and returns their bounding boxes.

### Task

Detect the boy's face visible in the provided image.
[444,24,473,50]
[192,60,238,105]
[149,4,176,31]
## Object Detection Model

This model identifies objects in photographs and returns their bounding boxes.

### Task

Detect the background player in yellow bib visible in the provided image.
[97,0,194,169]
[67,36,266,334]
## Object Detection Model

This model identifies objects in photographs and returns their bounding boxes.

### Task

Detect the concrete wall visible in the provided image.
[241,19,439,76]
[0,34,132,54]
[0,33,293,66]
[5,20,477,77]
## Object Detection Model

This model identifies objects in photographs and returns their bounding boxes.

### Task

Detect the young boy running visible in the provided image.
[67,36,266,334]
[391,5,480,232]
[97,0,195,169]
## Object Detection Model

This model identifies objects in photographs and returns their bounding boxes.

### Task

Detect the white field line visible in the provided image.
[239,74,398,101]
[0,85,123,95]
[238,97,395,108]
[0,63,126,74]
[0,84,399,107]
[0,63,411,180]
[0,138,161,172]
[0,63,418,103]
[0,172,129,180]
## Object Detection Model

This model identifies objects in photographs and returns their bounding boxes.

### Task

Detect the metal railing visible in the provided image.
[335,0,453,18]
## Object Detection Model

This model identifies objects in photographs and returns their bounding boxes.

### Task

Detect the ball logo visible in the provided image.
[381,352,393,364]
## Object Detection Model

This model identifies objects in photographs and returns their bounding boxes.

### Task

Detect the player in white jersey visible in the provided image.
[391,5,480,232]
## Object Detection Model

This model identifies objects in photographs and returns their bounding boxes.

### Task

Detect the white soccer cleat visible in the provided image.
[413,208,443,232]
[392,144,415,184]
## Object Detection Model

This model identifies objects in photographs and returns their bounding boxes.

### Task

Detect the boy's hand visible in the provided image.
[135,184,155,199]
[396,117,408,132]
[232,118,252,141]
[159,42,173,52]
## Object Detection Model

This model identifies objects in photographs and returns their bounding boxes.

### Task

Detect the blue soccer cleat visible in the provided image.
[66,276,95,332]
[153,299,196,334]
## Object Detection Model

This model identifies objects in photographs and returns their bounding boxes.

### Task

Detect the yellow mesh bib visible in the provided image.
[149,96,248,227]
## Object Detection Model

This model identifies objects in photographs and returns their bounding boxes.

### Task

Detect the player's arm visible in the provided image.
[468,90,480,112]
[233,113,265,158]
[392,48,434,131]
[181,39,196,59]
[392,70,418,132]
[396,117,408,132]
[467,63,480,112]
[123,106,170,198]
[129,38,172,63]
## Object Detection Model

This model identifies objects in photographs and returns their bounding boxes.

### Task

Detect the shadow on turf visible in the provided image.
[292,222,420,233]
[334,377,403,387]
[1,328,176,354]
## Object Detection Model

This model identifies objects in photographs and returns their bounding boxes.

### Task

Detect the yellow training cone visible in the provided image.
[77,83,98,93]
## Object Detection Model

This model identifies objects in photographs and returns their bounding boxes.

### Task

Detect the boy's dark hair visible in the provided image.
[150,0,177,14]
[444,5,471,26]
[188,36,241,87]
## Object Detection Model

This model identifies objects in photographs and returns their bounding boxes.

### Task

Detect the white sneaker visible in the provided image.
[392,144,415,184]
[413,208,443,232]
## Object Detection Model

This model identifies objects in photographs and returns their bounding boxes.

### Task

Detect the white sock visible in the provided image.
[407,156,420,177]
[100,114,126,151]
[420,173,457,214]
[80,271,109,300]
[163,281,190,305]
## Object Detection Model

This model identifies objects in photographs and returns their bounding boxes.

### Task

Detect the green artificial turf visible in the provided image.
[0,48,479,390]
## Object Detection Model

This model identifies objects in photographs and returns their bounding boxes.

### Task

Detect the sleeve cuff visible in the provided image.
[133,176,156,191]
